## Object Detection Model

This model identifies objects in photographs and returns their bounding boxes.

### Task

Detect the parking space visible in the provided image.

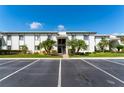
[108,59,124,64]
[0,59,59,87]
[0,59,35,80]
[62,59,124,87]
[85,59,124,82]
[0,59,124,87]
[0,60,16,65]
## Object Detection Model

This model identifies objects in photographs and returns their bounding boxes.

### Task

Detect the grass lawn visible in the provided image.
[0,54,62,58]
[70,52,124,57]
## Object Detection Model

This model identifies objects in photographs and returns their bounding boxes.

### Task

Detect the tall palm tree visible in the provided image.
[39,39,56,55]
[67,39,87,54]
[76,39,87,53]
[67,39,78,54]
[97,37,109,52]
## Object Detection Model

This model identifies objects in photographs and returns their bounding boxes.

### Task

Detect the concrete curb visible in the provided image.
[0,57,124,60]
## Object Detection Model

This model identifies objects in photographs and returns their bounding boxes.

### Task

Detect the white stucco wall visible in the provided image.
[25,34,35,53]
[12,35,19,50]
[52,35,57,50]
[89,35,95,52]
[76,34,84,39]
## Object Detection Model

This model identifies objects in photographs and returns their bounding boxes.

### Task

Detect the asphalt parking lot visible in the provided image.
[0,58,124,87]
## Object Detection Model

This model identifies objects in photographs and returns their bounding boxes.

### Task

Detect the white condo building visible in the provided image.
[0,31,123,54]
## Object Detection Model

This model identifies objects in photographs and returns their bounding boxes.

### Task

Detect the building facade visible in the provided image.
[0,31,123,54]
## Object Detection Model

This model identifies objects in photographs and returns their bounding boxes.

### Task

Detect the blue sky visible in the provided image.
[0,5,124,34]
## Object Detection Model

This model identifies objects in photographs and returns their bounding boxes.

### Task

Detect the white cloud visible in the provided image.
[57,25,65,31]
[29,22,43,29]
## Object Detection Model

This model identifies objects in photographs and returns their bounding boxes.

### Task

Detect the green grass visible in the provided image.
[0,54,62,58]
[1,52,124,58]
[70,52,124,57]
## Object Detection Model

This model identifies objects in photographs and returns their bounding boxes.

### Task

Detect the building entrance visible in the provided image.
[58,39,66,54]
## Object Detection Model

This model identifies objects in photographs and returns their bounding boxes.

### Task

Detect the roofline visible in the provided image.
[95,34,124,37]
[0,31,97,34]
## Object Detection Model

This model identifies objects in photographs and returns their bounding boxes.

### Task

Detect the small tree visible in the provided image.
[97,37,109,52]
[76,39,87,53]
[120,37,124,44]
[109,39,120,51]
[21,45,28,54]
[116,45,124,52]
[67,39,78,54]
[67,39,87,54]
[39,39,56,55]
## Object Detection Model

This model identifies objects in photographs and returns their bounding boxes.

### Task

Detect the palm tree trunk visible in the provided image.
[77,47,80,53]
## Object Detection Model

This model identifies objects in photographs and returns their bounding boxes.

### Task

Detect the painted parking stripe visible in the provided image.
[0,59,40,83]
[103,59,124,66]
[81,59,124,84]
[0,60,18,66]
[57,58,61,87]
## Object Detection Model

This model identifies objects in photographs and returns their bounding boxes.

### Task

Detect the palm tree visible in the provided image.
[67,39,78,54]
[20,45,28,54]
[120,36,124,44]
[67,39,87,54]
[76,39,87,53]
[39,39,56,55]
[97,37,109,52]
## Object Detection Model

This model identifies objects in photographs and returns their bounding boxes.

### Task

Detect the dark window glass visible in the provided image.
[19,35,24,40]
[35,46,39,50]
[48,35,52,39]
[7,46,11,50]
[7,35,11,40]
[84,35,89,40]
[35,35,40,40]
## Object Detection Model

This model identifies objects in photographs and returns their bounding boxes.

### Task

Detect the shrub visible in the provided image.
[20,45,28,54]
[84,52,92,56]
[116,45,124,52]
[42,51,47,55]
[34,52,39,54]
[0,50,22,55]
[50,50,58,56]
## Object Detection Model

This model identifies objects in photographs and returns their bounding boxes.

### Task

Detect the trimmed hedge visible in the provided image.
[0,50,22,55]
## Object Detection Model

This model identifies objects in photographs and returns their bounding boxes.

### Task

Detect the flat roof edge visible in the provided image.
[0,31,97,34]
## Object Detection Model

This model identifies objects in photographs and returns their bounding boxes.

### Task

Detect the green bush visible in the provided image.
[50,50,58,56]
[0,50,22,55]
[84,52,92,56]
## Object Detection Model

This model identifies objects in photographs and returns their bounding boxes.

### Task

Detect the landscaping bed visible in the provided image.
[0,54,62,58]
[70,52,124,57]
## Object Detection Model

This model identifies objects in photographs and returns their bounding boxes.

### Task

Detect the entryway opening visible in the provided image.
[58,39,66,54]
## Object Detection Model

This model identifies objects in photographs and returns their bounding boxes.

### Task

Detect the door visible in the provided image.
[58,39,66,54]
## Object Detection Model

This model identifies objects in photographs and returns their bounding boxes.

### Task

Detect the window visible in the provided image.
[84,35,89,40]
[7,46,11,50]
[35,35,40,40]
[72,35,76,39]
[19,35,24,40]
[48,35,52,39]
[35,46,39,50]
[7,35,11,40]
